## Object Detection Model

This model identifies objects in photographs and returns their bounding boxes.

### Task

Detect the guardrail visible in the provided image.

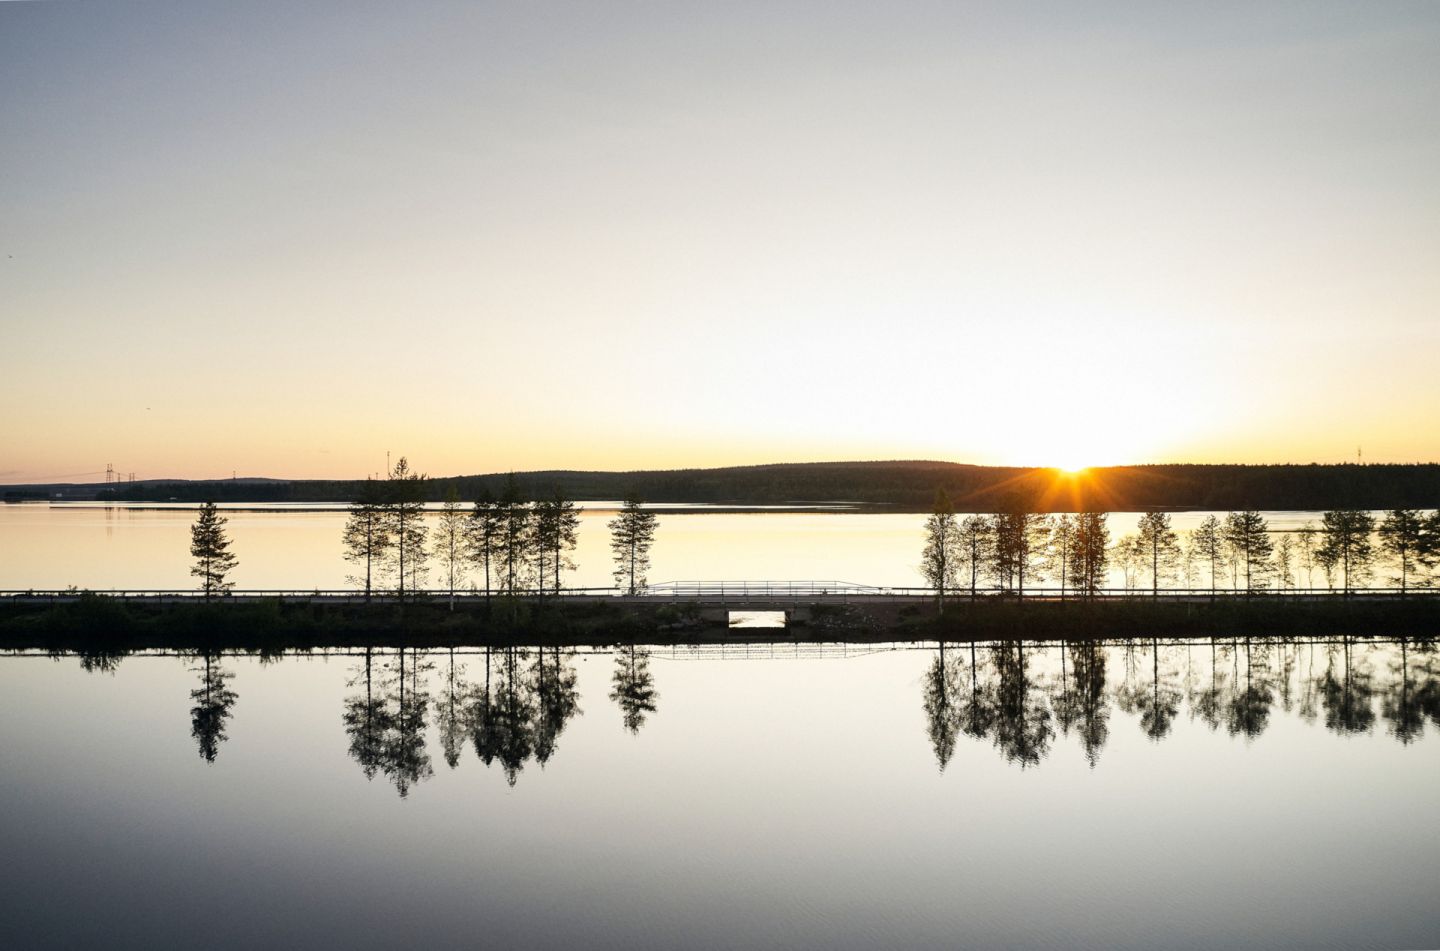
[1,584,1436,602]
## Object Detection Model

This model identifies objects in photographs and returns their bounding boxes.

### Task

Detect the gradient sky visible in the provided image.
[3,1,1438,482]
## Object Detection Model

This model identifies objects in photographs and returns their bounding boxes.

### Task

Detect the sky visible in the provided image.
[2,0,1438,482]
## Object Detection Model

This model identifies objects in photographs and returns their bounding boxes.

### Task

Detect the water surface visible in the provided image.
[1,636,1435,950]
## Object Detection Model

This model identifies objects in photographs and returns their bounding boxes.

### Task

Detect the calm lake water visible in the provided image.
[0,502,1386,591]
[0,637,1435,950]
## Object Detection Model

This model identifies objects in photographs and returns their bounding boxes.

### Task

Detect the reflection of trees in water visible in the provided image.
[922,644,963,770]
[381,647,434,798]
[533,647,582,766]
[1382,637,1439,744]
[610,646,658,734]
[343,644,584,795]
[1116,639,1181,742]
[1320,637,1376,735]
[341,647,433,797]
[920,637,1438,770]
[1225,638,1273,740]
[189,651,238,763]
[957,642,996,743]
[468,646,582,785]
[1052,641,1109,767]
[989,642,1052,767]
[78,646,130,674]
[343,647,389,780]
[1191,640,1227,731]
[435,648,471,769]
[491,647,537,786]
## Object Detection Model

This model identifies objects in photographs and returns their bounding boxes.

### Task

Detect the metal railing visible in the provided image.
[1,583,1435,602]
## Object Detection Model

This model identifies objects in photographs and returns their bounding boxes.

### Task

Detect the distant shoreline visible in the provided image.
[6,461,1440,511]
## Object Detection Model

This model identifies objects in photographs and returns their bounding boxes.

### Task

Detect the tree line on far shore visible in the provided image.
[921,490,1440,609]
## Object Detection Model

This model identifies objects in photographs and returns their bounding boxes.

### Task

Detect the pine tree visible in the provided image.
[383,457,429,599]
[342,477,390,600]
[467,487,503,605]
[609,494,658,595]
[1223,511,1274,593]
[1191,515,1225,594]
[1136,512,1181,596]
[1377,509,1432,593]
[1068,512,1110,598]
[495,474,533,596]
[548,487,580,593]
[1318,509,1376,595]
[957,515,993,597]
[190,501,238,599]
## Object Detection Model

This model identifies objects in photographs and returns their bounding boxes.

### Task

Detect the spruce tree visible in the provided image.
[190,501,238,600]
[609,494,658,595]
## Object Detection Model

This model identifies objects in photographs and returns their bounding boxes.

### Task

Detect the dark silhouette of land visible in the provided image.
[4,592,1438,654]
[7,460,1440,510]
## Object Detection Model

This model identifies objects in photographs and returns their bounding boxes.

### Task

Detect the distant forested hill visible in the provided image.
[74,461,1440,511]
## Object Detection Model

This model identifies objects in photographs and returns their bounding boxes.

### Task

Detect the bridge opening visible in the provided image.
[728,610,786,629]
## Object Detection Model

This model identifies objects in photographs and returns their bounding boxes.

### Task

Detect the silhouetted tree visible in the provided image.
[434,487,468,610]
[991,497,1049,596]
[1191,515,1225,595]
[190,501,237,599]
[1223,511,1274,593]
[1378,509,1431,593]
[920,489,960,613]
[1317,510,1375,595]
[342,478,390,600]
[189,651,238,763]
[1136,512,1180,596]
[495,475,533,596]
[467,488,503,605]
[382,458,429,599]
[1133,638,1181,741]
[1068,512,1109,598]
[610,645,658,733]
[528,490,580,596]
[958,515,993,597]
[1275,534,1296,590]
[609,495,658,596]
[1049,514,1075,598]
[1114,534,1145,592]
[1296,521,1320,588]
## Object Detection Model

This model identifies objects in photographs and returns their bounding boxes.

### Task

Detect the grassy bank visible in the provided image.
[2,593,1439,652]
